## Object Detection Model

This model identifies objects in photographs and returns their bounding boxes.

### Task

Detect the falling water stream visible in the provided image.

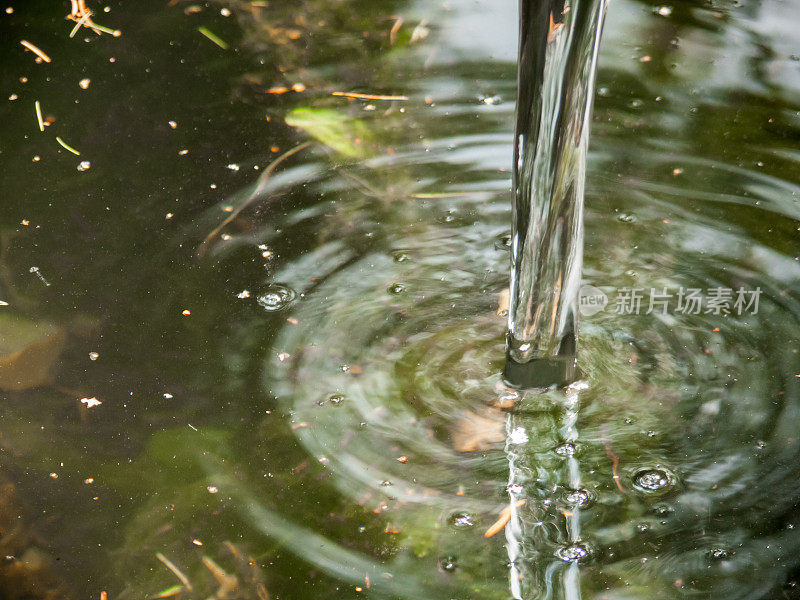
[506,0,608,388]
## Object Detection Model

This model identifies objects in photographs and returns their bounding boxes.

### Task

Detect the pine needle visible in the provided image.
[56,137,81,155]
[198,27,228,49]
[35,100,44,132]
[156,553,193,591]
[332,91,408,101]
[196,142,312,258]
[20,40,51,63]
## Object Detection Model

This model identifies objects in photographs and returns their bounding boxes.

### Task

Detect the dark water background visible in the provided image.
[1,0,800,598]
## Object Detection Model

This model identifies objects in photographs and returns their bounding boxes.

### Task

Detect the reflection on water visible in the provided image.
[1,0,800,598]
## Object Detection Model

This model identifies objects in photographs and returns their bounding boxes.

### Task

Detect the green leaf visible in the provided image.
[285,108,372,158]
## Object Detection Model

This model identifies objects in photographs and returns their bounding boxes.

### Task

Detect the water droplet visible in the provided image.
[707,548,733,561]
[555,443,577,457]
[439,556,457,572]
[387,283,406,295]
[449,512,474,528]
[556,543,591,563]
[632,468,674,493]
[479,94,502,105]
[256,284,296,311]
[635,522,650,533]
[392,251,410,262]
[495,234,512,250]
[617,213,637,223]
[77,160,91,171]
[652,503,674,517]
[328,394,344,405]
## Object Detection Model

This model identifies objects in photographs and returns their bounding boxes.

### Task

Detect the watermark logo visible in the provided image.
[579,285,608,316]
[579,286,761,316]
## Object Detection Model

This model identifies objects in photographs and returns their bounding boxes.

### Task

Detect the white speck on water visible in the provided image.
[509,426,529,445]
[77,161,91,171]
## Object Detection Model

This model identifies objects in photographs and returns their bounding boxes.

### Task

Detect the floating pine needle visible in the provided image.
[152,585,184,599]
[484,499,527,538]
[56,136,81,155]
[409,192,472,199]
[600,424,626,493]
[156,553,193,591]
[67,1,120,36]
[388,16,403,45]
[197,142,312,258]
[332,91,409,101]
[198,27,228,49]
[69,10,93,37]
[20,40,51,63]
[35,100,44,132]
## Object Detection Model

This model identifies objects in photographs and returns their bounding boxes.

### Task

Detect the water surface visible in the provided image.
[1,0,799,598]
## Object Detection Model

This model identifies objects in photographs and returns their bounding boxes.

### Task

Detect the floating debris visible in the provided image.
[20,40,51,63]
[80,397,102,408]
[79,78,90,89]
[198,26,228,49]
[35,100,44,131]
[67,0,121,37]
[332,91,409,101]
[484,499,526,538]
[56,136,81,155]
[156,552,193,591]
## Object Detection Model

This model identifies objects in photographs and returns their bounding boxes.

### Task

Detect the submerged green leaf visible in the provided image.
[285,108,372,158]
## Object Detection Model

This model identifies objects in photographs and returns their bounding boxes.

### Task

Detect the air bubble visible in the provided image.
[439,556,457,572]
[556,543,591,563]
[387,283,406,295]
[617,213,637,223]
[632,468,674,493]
[495,233,512,250]
[707,548,733,561]
[449,512,474,528]
[555,443,577,457]
[392,251,410,262]
[256,284,296,311]
[563,488,595,508]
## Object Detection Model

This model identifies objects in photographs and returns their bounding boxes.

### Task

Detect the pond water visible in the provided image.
[1,1,800,599]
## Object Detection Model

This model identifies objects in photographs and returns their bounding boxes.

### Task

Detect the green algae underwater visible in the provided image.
[1,0,800,598]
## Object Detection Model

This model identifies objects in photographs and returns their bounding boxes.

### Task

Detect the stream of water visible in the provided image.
[1,1,800,599]
[506,0,608,388]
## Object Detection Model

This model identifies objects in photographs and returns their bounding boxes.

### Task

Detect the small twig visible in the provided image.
[332,91,408,101]
[156,553,193,591]
[197,142,312,258]
[20,40,51,63]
